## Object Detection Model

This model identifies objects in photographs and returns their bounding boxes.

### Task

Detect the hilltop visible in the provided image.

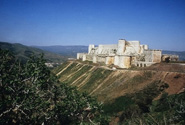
[0,42,67,63]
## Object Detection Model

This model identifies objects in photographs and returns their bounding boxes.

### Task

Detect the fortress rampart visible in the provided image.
[77,39,167,68]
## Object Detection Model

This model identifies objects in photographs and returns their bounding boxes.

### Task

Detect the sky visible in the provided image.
[0,0,185,51]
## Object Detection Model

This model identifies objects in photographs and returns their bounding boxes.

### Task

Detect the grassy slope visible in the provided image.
[54,61,185,124]
[0,42,67,63]
[54,61,185,102]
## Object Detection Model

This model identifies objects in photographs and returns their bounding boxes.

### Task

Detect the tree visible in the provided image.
[0,49,108,124]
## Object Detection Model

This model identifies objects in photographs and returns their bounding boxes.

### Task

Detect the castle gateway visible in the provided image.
[77,39,162,68]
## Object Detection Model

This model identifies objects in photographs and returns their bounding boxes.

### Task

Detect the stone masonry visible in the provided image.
[77,39,162,68]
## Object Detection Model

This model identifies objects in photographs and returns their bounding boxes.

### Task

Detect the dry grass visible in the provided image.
[55,61,185,102]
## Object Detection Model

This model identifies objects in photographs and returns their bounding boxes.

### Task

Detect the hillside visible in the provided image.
[0,42,67,63]
[53,61,185,102]
[53,61,185,123]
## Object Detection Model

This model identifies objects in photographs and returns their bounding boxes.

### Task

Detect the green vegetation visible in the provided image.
[57,63,78,78]
[132,81,168,112]
[124,92,185,124]
[0,49,109,124]
[130,71,152,83]
[121,71,153,90]
[53,59,184,124]
[102,80,185,124]
[54,62,113,93]
[81,68,112,92]
[52,61,70,74]
[64,65,93,84]
[0,41,66,63]
[102,81,163,116]
[103,96,138,114]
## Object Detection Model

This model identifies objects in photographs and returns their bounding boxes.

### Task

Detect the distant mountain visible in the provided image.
[0,42,67,63]
[33,45,88,58]
[163,50,185,61]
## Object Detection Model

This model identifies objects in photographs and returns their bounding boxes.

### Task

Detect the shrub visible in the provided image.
[0,49,108,124]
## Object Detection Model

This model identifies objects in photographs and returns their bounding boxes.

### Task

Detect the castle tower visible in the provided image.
[117,39,126,55]
[140,45,144,53]
[144,45,148,50]
[88,44,95,54]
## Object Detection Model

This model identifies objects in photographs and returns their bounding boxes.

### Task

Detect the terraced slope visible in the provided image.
[54,61,185,102]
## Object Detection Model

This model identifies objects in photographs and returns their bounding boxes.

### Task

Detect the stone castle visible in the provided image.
[77,39,170,68]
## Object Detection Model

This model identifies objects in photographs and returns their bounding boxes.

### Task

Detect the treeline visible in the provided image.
[0,49,108,124]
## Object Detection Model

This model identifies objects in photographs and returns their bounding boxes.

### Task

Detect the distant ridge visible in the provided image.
[0,42,67,63]
[33,45,88,58]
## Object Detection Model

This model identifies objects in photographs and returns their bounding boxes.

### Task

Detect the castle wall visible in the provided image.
[105,56,115,65]
[152,50,161,63]
[97,56,106,63]
[82,54,87,61]
[128,41,140,53]
[124,41,140,55]
[91,47,98,54]
[144,50,153,62]
[131,56,137,64]
[117,39,126,55]
[77,39,161,69]
[97,44,117,55]
[123,56,131,68]
[86,54,93,61]
[114,55,131,68]
[140,45,144,53]
[93,55,97,63]
[77,53,85,60]
[135,61,156,67]
[114,56,119,66]
[88,44,95,54]
[144,45,148,50]
[144,50,161,63]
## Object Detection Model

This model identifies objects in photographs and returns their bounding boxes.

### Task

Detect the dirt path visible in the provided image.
[56,62,73,76]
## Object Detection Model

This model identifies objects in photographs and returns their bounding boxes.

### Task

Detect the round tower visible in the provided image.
[144,45,148,50]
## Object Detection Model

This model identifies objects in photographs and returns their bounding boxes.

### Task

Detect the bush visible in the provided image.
[0,49,108,124]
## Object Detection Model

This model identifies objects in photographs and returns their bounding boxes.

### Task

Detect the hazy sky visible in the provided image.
[0,0,185,51]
